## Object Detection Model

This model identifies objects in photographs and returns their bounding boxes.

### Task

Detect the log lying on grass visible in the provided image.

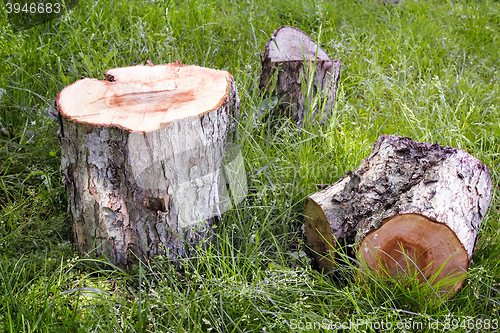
[56,62,241,267]
[259,26,341,126]
[304,134,492,298]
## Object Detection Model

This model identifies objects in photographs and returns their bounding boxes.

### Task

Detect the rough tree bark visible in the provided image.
[56,62,240,267]
[259,26,341,126]
[304,134,492,297]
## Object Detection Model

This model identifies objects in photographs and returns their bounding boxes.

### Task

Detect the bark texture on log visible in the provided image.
[259,26,341,125]
[304,135,492,296]
[56,63,240,267]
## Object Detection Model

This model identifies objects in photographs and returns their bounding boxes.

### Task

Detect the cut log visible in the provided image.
[56,62,240,267]
[259,26,341,126]
[304,134,492,298]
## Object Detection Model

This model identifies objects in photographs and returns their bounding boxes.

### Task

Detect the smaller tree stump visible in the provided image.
[304,134,492,298]
[259,26,341,126]
[56,62,241,267]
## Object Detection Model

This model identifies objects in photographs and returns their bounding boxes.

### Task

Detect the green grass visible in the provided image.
[1,0,499,331]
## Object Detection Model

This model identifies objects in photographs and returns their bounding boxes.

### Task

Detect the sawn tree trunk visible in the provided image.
[56,62,241,267]
[259,26,341,126]
[304,134,492,298]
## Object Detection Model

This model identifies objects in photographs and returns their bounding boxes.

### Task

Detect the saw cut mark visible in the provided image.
[90,89,197,113]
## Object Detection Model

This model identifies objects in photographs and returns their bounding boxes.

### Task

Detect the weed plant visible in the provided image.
[0,0,499,331]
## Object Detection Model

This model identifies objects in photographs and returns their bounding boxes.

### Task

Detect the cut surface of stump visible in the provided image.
[304,134,492,298]
[58,64,232,132]
[56,63,241,267]
[259,26,341,125]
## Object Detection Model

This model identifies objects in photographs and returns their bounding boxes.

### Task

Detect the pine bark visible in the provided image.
[56,63,240,267]
[304,134,492,296]
[259,26,341,126]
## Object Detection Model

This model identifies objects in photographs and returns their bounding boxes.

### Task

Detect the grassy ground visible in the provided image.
[1,0,499,331]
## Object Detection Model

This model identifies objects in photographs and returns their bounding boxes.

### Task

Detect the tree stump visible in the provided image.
[259,26,341,126]
[55,62,240,267]
[304,135,492,297]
